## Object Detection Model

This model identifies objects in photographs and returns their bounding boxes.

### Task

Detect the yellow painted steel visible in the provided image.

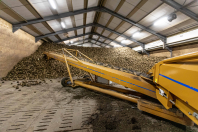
[149,51,198,124]
[85,81,143,97]
[174,97,198,125]
[76,80,194,125]
[75,80,138,103]
[44,51,157,99]
[137,99,194,126]
[158,64,198,109]
[44,50,198,125]
[62,49,74,84]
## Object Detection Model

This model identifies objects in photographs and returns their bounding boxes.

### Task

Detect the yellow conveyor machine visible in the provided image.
[44,48,198,126]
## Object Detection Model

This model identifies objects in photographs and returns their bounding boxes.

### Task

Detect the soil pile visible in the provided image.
[2,42,166,81]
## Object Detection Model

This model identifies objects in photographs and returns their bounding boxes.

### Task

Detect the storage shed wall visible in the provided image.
[145,43,198,58]
[0,18,43,78]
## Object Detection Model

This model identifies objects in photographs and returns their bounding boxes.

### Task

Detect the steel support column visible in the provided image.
[163,38,172,57]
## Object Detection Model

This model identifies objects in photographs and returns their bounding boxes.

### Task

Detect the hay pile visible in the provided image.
[2,42,166,81]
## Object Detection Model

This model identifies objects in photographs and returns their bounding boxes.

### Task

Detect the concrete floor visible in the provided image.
[0,79,96,132]
[1,79,198,132]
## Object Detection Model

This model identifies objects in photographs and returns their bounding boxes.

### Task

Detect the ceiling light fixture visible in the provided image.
[116,45,122,47]
[61,22,66,28]
[133,46,142,51]
[153,17,168,26]
[167,13,177,22]
[132,32,140,38]
[121,39,126,44]
[48,0,57,10]
[114,45,119,47]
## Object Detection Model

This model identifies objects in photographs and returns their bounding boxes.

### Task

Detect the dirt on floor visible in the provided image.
[1,42,197,132]
[64,85,198,132]
[0,79,198,132]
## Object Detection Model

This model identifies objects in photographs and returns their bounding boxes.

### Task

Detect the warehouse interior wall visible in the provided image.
[0,18,43,78]
[147,43,198,58]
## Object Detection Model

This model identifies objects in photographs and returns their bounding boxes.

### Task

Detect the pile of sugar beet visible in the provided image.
[2,42,167,81]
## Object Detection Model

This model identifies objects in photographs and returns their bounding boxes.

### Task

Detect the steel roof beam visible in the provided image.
[12,6,100,32]
[35,23,95,42]
[100,7,166,42]
[69,38,89,45]
[87,38,112,47]
[54,33,113,47]
[35,23,144,47]
[95,24,144,47]
[13,6,164,42]
[92,32,127,47]
[36,23,148,54]
[36,23,143,46]
[69,39,101,47]
[95,24,149,55]
[70,38,101,47]
[54,32,91,43]
[54,32,124,47]
[78,42,102,47]
[70,39,102,47]
[161,0,198,22]
[89,42,102,47]
[73,39,114,47]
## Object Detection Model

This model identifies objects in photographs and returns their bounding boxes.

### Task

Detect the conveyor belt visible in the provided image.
[44,51,198,125]
[44,52,157,99]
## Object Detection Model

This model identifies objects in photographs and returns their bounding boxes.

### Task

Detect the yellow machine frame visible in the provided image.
[44,49,198,126]
[149,52,198,125]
